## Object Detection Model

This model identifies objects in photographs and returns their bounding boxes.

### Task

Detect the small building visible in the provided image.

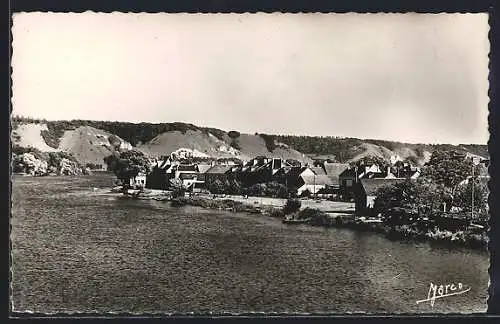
[129,172,147,188]
[178,172,205,192]
[146,159,175,190]
[357,163,384,178]
[339,167,359,200]
[354,178,406,216]
[174,164,198,180]
[297,174,334,196]
[323,162,349,190]
[204,165,234,183]
[239,157,285,187]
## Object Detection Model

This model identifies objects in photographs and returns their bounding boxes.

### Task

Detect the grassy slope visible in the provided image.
[11,117,488,166]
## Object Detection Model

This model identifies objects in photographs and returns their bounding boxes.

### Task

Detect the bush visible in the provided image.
[40,130,60,148]
[301,189,312,198]
[283,198,301,215]
[270,209,285,218]
[258,133,277,152]
[228,131,241,139]
[230,138,241,150]
[297,208,331,226]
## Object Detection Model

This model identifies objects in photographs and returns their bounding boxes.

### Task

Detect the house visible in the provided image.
[275,166,333,196]
[146,158,176,190]
[339,167,360,200]
[323,162,349,190]
[310,166,327,176]
[281,166,308,190]
[357,163,385,178]
[239,157,286,187]
[129,172,147,188]
[196,164,213,182]
[173,164,206,191]
[204,165,234,183]
[174,164,198,179]
[178,172,205,192]
[392,161,420,179]
[297,173,334,196]
[390,155,404,165]
[354,178,406,216]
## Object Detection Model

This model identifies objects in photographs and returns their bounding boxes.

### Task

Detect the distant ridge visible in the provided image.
[11,116,488,167]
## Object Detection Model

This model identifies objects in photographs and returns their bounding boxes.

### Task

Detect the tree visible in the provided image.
[301,189,312,198]
[228,131,240,139]
[230,138,241,150]
[169,178,187,198]
[454,179,488,213]
[421,150,477,189]
[283,198,301,215]
[206,178,226,194]
[350,155,390,170]
[108,134,122,150]
[104,150,151,186]
[374,179,447,216]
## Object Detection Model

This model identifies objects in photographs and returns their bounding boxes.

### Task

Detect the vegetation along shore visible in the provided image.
[121,187,487,251]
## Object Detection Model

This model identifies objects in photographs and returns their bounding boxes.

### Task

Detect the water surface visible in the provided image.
[11,174,489,313]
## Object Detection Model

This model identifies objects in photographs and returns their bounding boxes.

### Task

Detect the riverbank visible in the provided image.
[167,195,488,251]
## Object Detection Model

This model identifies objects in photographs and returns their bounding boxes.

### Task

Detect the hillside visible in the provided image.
[11,117,488,168]
[10,117,312,166]
[275,135,488,166]
[11,121,133,168]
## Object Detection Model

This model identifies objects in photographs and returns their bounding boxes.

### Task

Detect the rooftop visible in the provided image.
[205,165,233,174]
[360,178,407,196]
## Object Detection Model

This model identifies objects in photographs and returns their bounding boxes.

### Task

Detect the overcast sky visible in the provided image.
[12,13,489,144]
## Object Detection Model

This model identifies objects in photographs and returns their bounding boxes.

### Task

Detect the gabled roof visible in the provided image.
[324,163,349,178]
[301,174,334,186]
[286,166,308,179]
[177,164,197,172]
[180,173,197,180]
[396,169,420,178]
[360,178,407,196]
[205,165,233,175]
[310,166,327,176]
[339,167,357,178]
[158,159,171,169]
[197,164,212,174]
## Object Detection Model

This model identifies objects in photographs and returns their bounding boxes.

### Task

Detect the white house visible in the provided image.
[129,172,147,188]
[296,167,334,196]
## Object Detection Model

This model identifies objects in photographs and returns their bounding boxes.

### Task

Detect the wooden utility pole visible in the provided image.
[471,163,474,220]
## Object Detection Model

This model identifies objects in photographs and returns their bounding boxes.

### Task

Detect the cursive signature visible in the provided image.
[416,282,471,307]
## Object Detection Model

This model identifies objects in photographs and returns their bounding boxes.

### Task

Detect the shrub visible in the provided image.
[40,130,60,148]
[270,209,285,218]
[228,131,241,139]
[283,198,301,215]
[258,133,277,152]
[301,189,312,198]
[298,208,330,226]
[230,138,241,150]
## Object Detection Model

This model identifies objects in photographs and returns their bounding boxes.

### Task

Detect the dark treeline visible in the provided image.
[276,135,488,163]
[11,116,229,148]
[275,135,366,162]
[11,116,488,159]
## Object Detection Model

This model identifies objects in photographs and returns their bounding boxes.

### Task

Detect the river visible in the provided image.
[10,173,489,314]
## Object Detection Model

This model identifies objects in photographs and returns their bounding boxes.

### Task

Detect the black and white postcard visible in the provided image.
[10,12,491,315]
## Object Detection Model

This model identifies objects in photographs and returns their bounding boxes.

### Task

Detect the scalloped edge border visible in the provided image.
[8,10,496,318]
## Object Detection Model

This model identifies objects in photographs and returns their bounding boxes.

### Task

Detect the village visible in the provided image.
[122,150,489,227]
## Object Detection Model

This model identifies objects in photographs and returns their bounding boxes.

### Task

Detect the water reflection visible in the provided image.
[11,175,488,313]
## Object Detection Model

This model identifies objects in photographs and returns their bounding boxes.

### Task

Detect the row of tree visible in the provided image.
[373,150,488,220]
